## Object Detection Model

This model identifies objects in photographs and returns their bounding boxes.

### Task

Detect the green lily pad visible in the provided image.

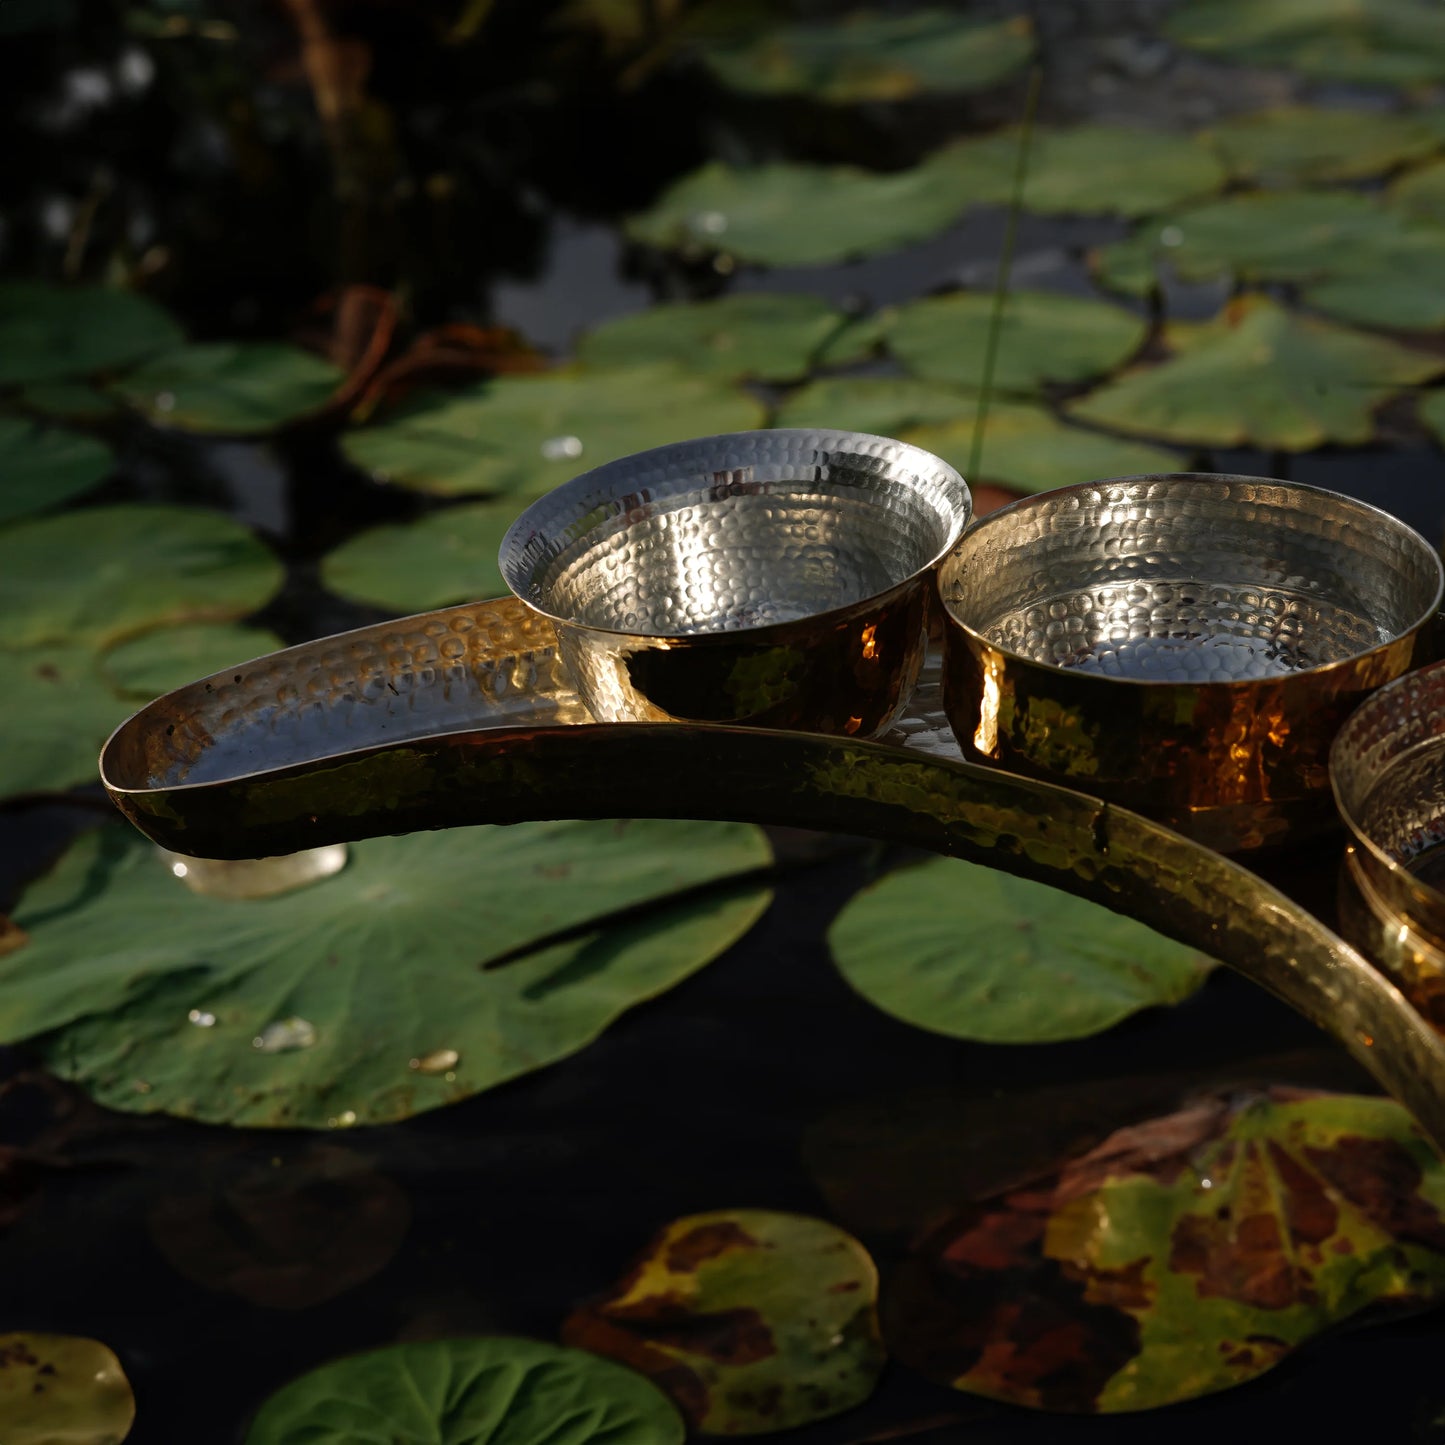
[563,1209,884,1433]
[19,380,119,421]
[100,621,286,698]
[694,10,1033,102]
[341,366,765,498]
[0,504,283,652]
[885,1088,1445,1411]
[1163,0,1445,87]
[624,158,972,268]
[888,289,1147,394]
[0,1332,135,1444]
[0,415,114,525]
[1420,387,1445,441]
[244,1336,685,1444]
[319,501,514,613]
[829,857,1212,1043]
[932,125,1228,219]
[1067,295,1444,449]
[774,375,968,434]
[575,293,871,382]
[0,281,183,388]
[1390,157,1445,225]
[1300,223,1445,329]
[110,342,344,435]
[1091,190,1402,298]
[1204,105,1442,186]
[3,821,771,1127]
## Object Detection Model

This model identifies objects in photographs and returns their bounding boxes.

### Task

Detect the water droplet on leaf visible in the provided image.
[328,1109,358,1128]
[187,1008,216,1027]
[409,1048,460,1074]
[697,210,728,235]
[155,390,176,412]
[540,434,583,461]
[253,1016,318,1053]
[1160,224,1185,248]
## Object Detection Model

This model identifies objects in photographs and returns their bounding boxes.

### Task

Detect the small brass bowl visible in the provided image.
[938,473,1443,852]
[499,430,971,736]
[1331,661,1445,1018]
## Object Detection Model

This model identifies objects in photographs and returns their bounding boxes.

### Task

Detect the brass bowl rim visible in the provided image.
[498,428,972,642]
[937,471,1444,691]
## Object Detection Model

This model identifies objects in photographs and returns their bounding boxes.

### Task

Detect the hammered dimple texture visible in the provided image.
[941,476,1441,681]
[500,430,970,637]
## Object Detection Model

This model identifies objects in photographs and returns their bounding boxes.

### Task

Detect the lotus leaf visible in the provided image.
[0,504,283,652]
[320,501,514,612]
[1090,190,1402,297]
[0,281,182,387]
[1163,0,1445,87]
[885,1088,1445,1411]
[888,288,1146,394]
[19,380,118,421]
[774,376,968,435]
[563,1209,884,1433]
[933,125,1227,218]
[100,621,285,697]
[342,366,764,497]
[0,1332,135,1445]
[0,415,114,525]
[1067,295,1443,449]
[693,10,1033,103]
[624,159,972,268]
[110,341,344,434]
[898,398,1178,494]
[575,292,871,381]
[1300,223,1445,330]
[1204,105,1442,186]
[1390,157,1445,225]
[1421,387,1445,442]
[2,820,771,1126]
[829,857,1213,1044]
[244,1336,685,1444]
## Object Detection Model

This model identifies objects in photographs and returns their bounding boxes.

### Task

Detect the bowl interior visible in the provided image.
[501,431,969,637]
[940,476,1442,683]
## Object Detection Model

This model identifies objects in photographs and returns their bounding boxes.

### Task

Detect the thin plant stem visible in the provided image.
[968,64,1044,481]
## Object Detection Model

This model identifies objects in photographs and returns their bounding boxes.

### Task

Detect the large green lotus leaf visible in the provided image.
[575,293,868,381]
[885,1088,1445,1411]
[932,126,1227,219]
[18,380,119,422]
[0,281,183,387]
[0,1332,135,1444]
[1420,387,1445,442]
[1090,190,1402,298]
[829,857,1213,1043]
[563,1209,884,1433]
[888,289,1147,394]
[1204,105,1441,186]
[774,376,969,434]
[1163,0,1445,86]
[0,415,114,525]
[1068,295,1443,449]
[694,10,1033,102]
[342,366,764,497]
[624,159,972,268]
[3,821,771,1127]
[1390,157,1445,225]
[319,501,513,612]
[110,342,344,435]
[0,504,284,652]
[900,399,1179,494]
[244,1337,685,1444]
[1300,224,1445,330]
[1,625,280,798]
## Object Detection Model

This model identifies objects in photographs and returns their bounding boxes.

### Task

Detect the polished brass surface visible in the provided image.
[498,430,971,736]
[938,474,1443,852]
[101,595,1445,1152]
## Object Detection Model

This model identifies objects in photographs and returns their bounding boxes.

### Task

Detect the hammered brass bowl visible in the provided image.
[938,474,1443,852]
[499,429,971,736]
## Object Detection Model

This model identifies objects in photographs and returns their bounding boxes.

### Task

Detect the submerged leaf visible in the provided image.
[342,366,764,497]
[694,10,1033,102]
[319,500,514,612]
[3,822,771,1127]
[0,504,283,651]
[889,288,1146,394]
[829,857,1213,1043]
[110,342,344,434]
[576,293,869,381]
[1067,295,1443,448]
[244,1337,685,1444]
[885,1089,1445,1411]
[624,158,971,268]
[564,1209,884,1433]
[0,281,182,387]
[0,415,114,525]
[0,1331,135,1444]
